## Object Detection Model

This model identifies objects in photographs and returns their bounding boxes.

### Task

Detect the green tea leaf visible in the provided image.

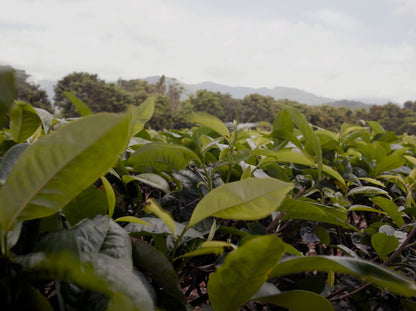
[127,142,200,172]
[63,91,92,116]
[132,239,186,305]
[114,216,150,225]
[0,113,130,233]
[371,232,399,262]
[9,101,41,143]
[101,176,116,217]
[129,96,155,137]
[62,185,108,226]
[257,290,334,311]
[372,196,404,227]
[347,186,390,198]
[0,143,29,184]
[208,235,286,311]
[190,112,230,139]
[122,173,170,193]
[188,178,293,227]
[375,154,405,176]
[268,256,416,297]
[278,198,357,231]
[144,198,176,237]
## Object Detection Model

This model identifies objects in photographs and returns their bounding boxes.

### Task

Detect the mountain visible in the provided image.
[143,76,333,105]
[325,99,372,110]
[38,75,387,109]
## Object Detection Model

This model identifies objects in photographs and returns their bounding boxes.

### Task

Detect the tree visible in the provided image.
[0,65,53,113]
[54,72,135,117]
[148,95,174,130]
[116,78,155,105]
[186,90,224,119]
[240,93,279,123]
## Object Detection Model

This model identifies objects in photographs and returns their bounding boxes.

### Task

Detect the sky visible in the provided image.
[1,0,416,103]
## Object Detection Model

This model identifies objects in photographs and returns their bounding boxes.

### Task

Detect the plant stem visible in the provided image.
[383,224,416,267]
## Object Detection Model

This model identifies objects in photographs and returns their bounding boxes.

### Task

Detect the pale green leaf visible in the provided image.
[208,235,286,311]
[144,198,176,236]
[128,96,155,137]
[188,178,293,227]
[63,91,92,116]
[358,177,386,188]
[101,176,116,217]
[190,112,230,139]
[347,186,390,198]
[0,113,130,233]
[114,216,150,226]
[372,196,404,227]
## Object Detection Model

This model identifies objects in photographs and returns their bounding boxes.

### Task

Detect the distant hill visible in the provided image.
[326,99,372,110]
[143,76,333,105]
[38,75,391,109]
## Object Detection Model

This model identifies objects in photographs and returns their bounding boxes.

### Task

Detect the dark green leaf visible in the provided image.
[268,256,416,297]
[257,290,334,311]
[9,101,41,143]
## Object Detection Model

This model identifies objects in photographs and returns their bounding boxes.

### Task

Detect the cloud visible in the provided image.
[1,0,416,102]
[392,0,416,15]
[305,8,362,31]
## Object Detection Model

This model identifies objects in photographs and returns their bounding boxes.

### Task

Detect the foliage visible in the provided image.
[2,69,416,310]
[54,72,136,117]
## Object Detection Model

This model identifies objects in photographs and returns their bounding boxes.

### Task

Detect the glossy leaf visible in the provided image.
[101,176,116,217]
[190,112,230,139]
[278,198,357,231]
[127,142,200,172]
[347,186,390,197]
[188,177,293,227]
[123,173,170,193]
[177,241,233,259]
[0,113,130,233]
[268,256,416,297]
[208,235,286,311]
[257,290,334,311]
[9,101,41,143]
[63,91,92,116]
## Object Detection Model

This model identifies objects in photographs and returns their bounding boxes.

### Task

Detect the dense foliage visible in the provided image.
[2,69,416,310]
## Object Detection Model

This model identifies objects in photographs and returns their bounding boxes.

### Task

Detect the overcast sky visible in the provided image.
[1,0,416,102]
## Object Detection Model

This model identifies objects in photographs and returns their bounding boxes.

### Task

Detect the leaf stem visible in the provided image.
[383,224,416,267]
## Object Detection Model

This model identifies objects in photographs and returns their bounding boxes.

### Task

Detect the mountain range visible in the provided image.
[38,76,392,109]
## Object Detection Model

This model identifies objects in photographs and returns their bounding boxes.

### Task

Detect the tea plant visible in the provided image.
[1,70,416,310]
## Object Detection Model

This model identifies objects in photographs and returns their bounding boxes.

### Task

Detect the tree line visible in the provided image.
[5,68,416,134]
